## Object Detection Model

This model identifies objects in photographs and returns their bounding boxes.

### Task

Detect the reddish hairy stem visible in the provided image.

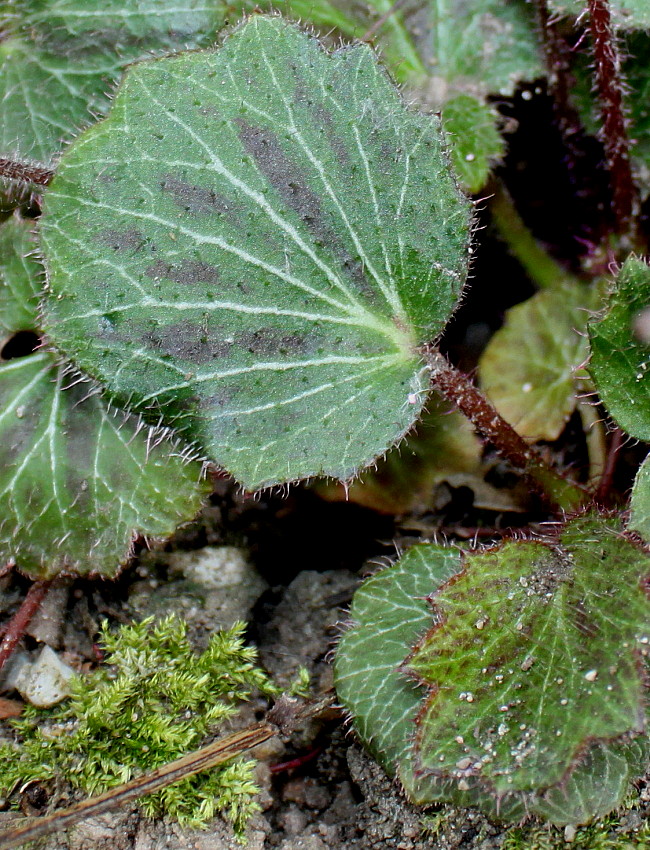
[0,580,52,672]
[425,348,585,512]
[586,0,639,234]
[0,158,54,187]
[535,0,580,135]
[595,424,624,505]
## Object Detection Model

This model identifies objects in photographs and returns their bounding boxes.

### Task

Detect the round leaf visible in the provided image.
[40,16,471,489]
[408,514,650,821]
[336,514,650,825]
[480,283,597,441]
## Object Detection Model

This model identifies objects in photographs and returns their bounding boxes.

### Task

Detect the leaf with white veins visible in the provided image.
[0,0,226,165]
[40,16,471,490]
[336,514,650,825]
[0,226,209,578]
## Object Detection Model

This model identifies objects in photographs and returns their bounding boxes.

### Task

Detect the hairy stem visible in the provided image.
[0,158,54,188]
[535,0,581,136]
[586,0,639,235]
[0,580,52,672]
[425,348,585,511]
[489,181,578,291]
[595,424,625,505]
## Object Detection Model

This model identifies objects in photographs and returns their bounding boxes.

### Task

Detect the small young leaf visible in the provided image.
[40,16,471,490]
[336,514,650,825]
[0,0,226,165]
[0,352,209,578]
[588,256,650,440]
[480,283,597,441]
[0,212,42,334]
[441,96,504,195]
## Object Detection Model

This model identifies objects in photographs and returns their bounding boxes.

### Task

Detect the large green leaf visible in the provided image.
[335,514,650,825]
[40,16,471,490]
[0,0,225,165]
[0,352,209,578]
[588,257,650,440]
[479,283,597,441]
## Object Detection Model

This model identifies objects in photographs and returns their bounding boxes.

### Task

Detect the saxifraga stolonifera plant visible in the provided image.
[0,0,649,838]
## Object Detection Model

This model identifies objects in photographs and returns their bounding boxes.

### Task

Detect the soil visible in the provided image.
[1,477,649,850]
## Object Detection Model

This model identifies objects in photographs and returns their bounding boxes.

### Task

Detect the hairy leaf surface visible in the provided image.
[0,212,41,334]
[315,393,527,514]
[629,452,650,541]
[480,283,597,441]
[0,0,225,165]
[230,0,426,83]
[334,544,462,769]
[40,16,471,490]
[588,257,650,440]
[0,227,209,578]
[336,514,650,824]
[0,352,209,578]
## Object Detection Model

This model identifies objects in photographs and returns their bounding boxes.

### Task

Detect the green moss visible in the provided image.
[0,615,278,838]
[501,814,650,850]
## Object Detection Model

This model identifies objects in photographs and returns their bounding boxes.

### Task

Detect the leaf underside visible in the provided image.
[480,283,596,442]
[588,257,650,441]
[40,15,471,490]
[335,514,650,825]
[0,0,225,165]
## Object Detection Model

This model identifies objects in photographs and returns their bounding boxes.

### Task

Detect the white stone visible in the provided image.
[13,646,76,708]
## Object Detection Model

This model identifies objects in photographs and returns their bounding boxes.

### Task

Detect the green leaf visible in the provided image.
[0,352,209,578]
[629,452,650,540]
[426,0,543,96]
[479,283,597,441]
[588,256,650,440]
[335,514,650,825]
[0,212,42,334]
[40,16,471,490]
[229,0,427,83]
[0,0,225,165]
[548,0,650,29]
[441,96,504,195]
[314,393,526,514]
[334,543,463,770]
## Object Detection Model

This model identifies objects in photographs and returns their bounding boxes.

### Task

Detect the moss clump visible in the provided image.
[0,615,278,837]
